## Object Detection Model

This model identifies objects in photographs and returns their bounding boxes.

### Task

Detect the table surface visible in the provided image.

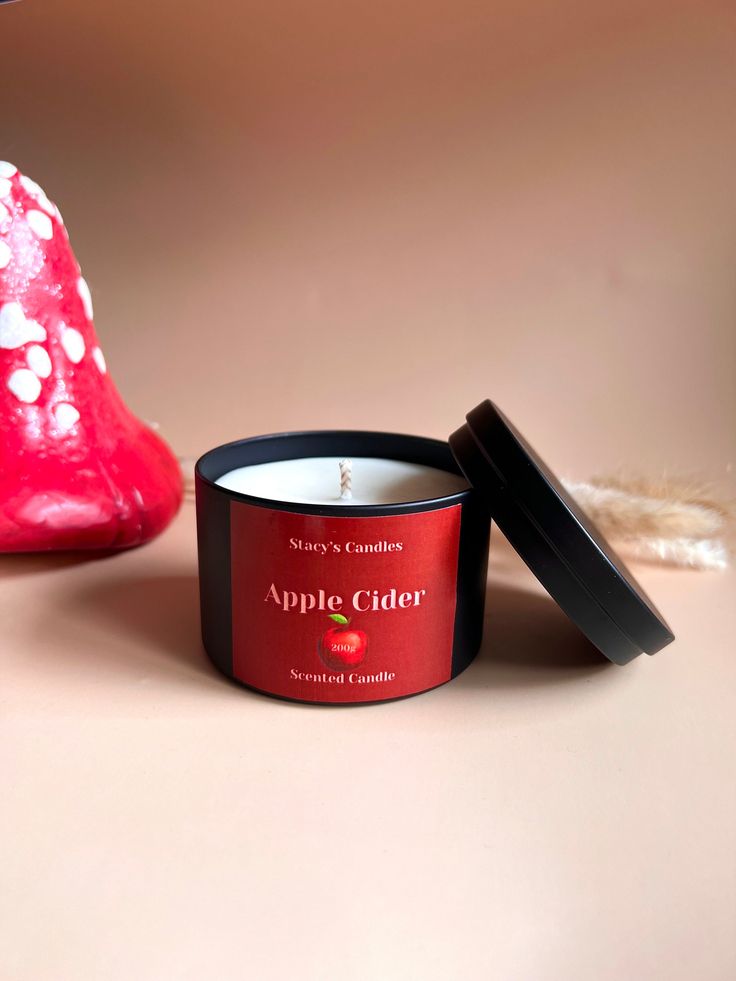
[2,2,736,978]
[2,508,735,980]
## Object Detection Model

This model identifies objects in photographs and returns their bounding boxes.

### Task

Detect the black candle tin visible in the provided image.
[196,401,675,705]
[196,430,491,704]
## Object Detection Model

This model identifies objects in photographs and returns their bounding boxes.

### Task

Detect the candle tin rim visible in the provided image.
[195,429,476,517]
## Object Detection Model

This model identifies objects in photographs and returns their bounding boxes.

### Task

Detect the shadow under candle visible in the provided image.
[459,582,611,691]
[45,567,608,695]
[45,571,225,690]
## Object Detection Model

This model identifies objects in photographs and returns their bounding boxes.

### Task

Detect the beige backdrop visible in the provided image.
[1,3,735,980]
[2,1,735,470]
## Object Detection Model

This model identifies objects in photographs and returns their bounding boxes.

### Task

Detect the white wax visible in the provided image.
[215,457,468,505]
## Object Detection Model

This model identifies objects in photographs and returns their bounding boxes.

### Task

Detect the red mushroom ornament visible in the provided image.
[0,163,182,551]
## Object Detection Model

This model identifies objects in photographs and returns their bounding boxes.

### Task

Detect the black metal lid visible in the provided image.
[449,400,675,664]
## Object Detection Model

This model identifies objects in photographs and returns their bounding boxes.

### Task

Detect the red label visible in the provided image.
[230,503,462,703]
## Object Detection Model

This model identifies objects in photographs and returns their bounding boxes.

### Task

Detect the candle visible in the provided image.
[196,404,676,706]
[215,456,468,505]
[196,430,490,705]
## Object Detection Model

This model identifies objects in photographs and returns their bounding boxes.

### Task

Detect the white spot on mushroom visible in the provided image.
[0,241,10,270]
[54,402,81,430]
[26,344,52,378]
[0,302,47,349]
[0,179,11,199]
[92,346,107,374]
[61,327,85,364]
[19,175,55,216]
[77,276,93,319]
[7,368,42,403]
[0,201,8,223]
[0,162,17,178]
[27,209,53,241]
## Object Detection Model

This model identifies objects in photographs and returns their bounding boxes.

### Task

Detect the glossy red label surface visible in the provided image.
[230,503,462,703]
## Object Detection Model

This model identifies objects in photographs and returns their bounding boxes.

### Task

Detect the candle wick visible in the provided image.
[339,458,353,500]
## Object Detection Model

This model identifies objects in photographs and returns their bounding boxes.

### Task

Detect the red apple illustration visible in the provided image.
[319,614,368,671]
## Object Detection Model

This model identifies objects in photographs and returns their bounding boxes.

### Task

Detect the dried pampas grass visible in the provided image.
[564,477,731,571]
[181,457,196,503]
[619,536,728,571]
